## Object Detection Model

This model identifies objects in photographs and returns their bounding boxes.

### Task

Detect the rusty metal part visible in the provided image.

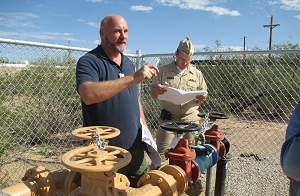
[66,166,189,196]
[159,165,188,195]
[2,181,38,196]
[62,145,132,173]
[2,166,71,196]
[137,170,180,196]
[2,124,195,196]
[63,170,81,195]
[70,171,119,196]
[72,126,121,141]
[205,124,224,141]
[3,155,190,196]
[205,124,226,158]
[165,138,200,183]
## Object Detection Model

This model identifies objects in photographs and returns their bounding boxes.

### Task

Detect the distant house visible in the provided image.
[18,60,29,65]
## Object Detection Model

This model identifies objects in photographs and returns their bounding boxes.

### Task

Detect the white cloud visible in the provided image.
[0,12,39,27]
[78,18,99,29]
[93,40,100,45]
[86,0,103,3]
[280,0,300,10]
[156,0,212,8]
[269,0,300,10]
[195,44,244,51]
[22,32,77,41]
[130,5,153,12]
[2,12,38,20]
[205,6,241,16]
[0,30,77,42]
[296,15,300,19]
[87,22,99,28]
[225,45,244,51]
[194,44,208,50]
[0,30,17,37]
[155,0,240,16]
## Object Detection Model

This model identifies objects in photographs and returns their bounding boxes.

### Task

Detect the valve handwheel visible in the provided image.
[198,113,229,121]
[160,121,202,133]
[72,126,120,140]
[62,145,132,173]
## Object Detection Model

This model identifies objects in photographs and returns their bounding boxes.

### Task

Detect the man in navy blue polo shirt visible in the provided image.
[76,14,159,187]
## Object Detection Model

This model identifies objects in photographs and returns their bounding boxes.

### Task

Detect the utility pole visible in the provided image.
[263,15,280,50]
[243,36,247,65]
[243,36,247,51]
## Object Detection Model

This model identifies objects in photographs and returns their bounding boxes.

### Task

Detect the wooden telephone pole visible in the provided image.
[243,36,247,51]
[263,15,280,50]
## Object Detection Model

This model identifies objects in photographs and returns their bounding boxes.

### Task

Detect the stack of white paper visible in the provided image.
[140,119,161,167]
[158,86,208,105]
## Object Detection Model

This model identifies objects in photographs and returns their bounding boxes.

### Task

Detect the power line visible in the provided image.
[215,5,250,35]
[235,0,264,25]
[261,0,273,17]
[252,0,269,23]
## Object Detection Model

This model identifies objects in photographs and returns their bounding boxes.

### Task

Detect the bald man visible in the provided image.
[76,14,159,187]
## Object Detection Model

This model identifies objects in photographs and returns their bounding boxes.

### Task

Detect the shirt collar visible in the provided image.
[170,61,194,75]
[94,45,125,65]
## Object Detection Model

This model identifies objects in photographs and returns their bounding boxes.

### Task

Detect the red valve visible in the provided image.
[205,124,226,159]
[165,138,200,183]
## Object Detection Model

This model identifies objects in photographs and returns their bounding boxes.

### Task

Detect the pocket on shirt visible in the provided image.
[186,80,198,91]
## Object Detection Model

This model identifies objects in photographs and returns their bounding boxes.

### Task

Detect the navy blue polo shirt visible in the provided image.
[76,45,141,149]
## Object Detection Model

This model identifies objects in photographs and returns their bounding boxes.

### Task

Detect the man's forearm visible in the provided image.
[78,75,135,105]
[139,100,148,128]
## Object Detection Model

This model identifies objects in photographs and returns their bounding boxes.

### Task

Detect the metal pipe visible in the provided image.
[193,144,218,174]
[2,181,39,196]
[214,153,232,196]
[205,166,213,196]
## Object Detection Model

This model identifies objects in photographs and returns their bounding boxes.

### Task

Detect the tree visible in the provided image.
[0,56,9,63]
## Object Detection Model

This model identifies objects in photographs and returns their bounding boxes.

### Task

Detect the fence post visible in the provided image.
[136,50,142,99]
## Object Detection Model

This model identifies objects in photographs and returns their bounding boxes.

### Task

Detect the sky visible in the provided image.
[0,0,300,54]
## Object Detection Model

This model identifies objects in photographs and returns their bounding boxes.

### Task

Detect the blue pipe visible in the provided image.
[191,144,219,174]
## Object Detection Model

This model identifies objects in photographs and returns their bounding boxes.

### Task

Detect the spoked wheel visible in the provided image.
[160,121,202,133]
[71,126,120,140]
[198,113,229,121]
[62,145,132,173]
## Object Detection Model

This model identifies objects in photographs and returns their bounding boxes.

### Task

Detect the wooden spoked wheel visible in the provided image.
[71,126,120,140]
[62,145,132,173]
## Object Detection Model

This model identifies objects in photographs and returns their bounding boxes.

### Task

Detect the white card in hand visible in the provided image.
[170,133,185,149]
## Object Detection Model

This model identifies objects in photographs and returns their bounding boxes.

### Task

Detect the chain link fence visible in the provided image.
[0,38,299,195]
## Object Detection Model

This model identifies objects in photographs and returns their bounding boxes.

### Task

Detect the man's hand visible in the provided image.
[150,84,166,99]
[155,84,167,95]
[196,94,207,104]
[133,64,159,83]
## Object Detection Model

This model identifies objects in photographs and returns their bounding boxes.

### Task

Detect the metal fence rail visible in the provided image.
[1,38,299,195]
